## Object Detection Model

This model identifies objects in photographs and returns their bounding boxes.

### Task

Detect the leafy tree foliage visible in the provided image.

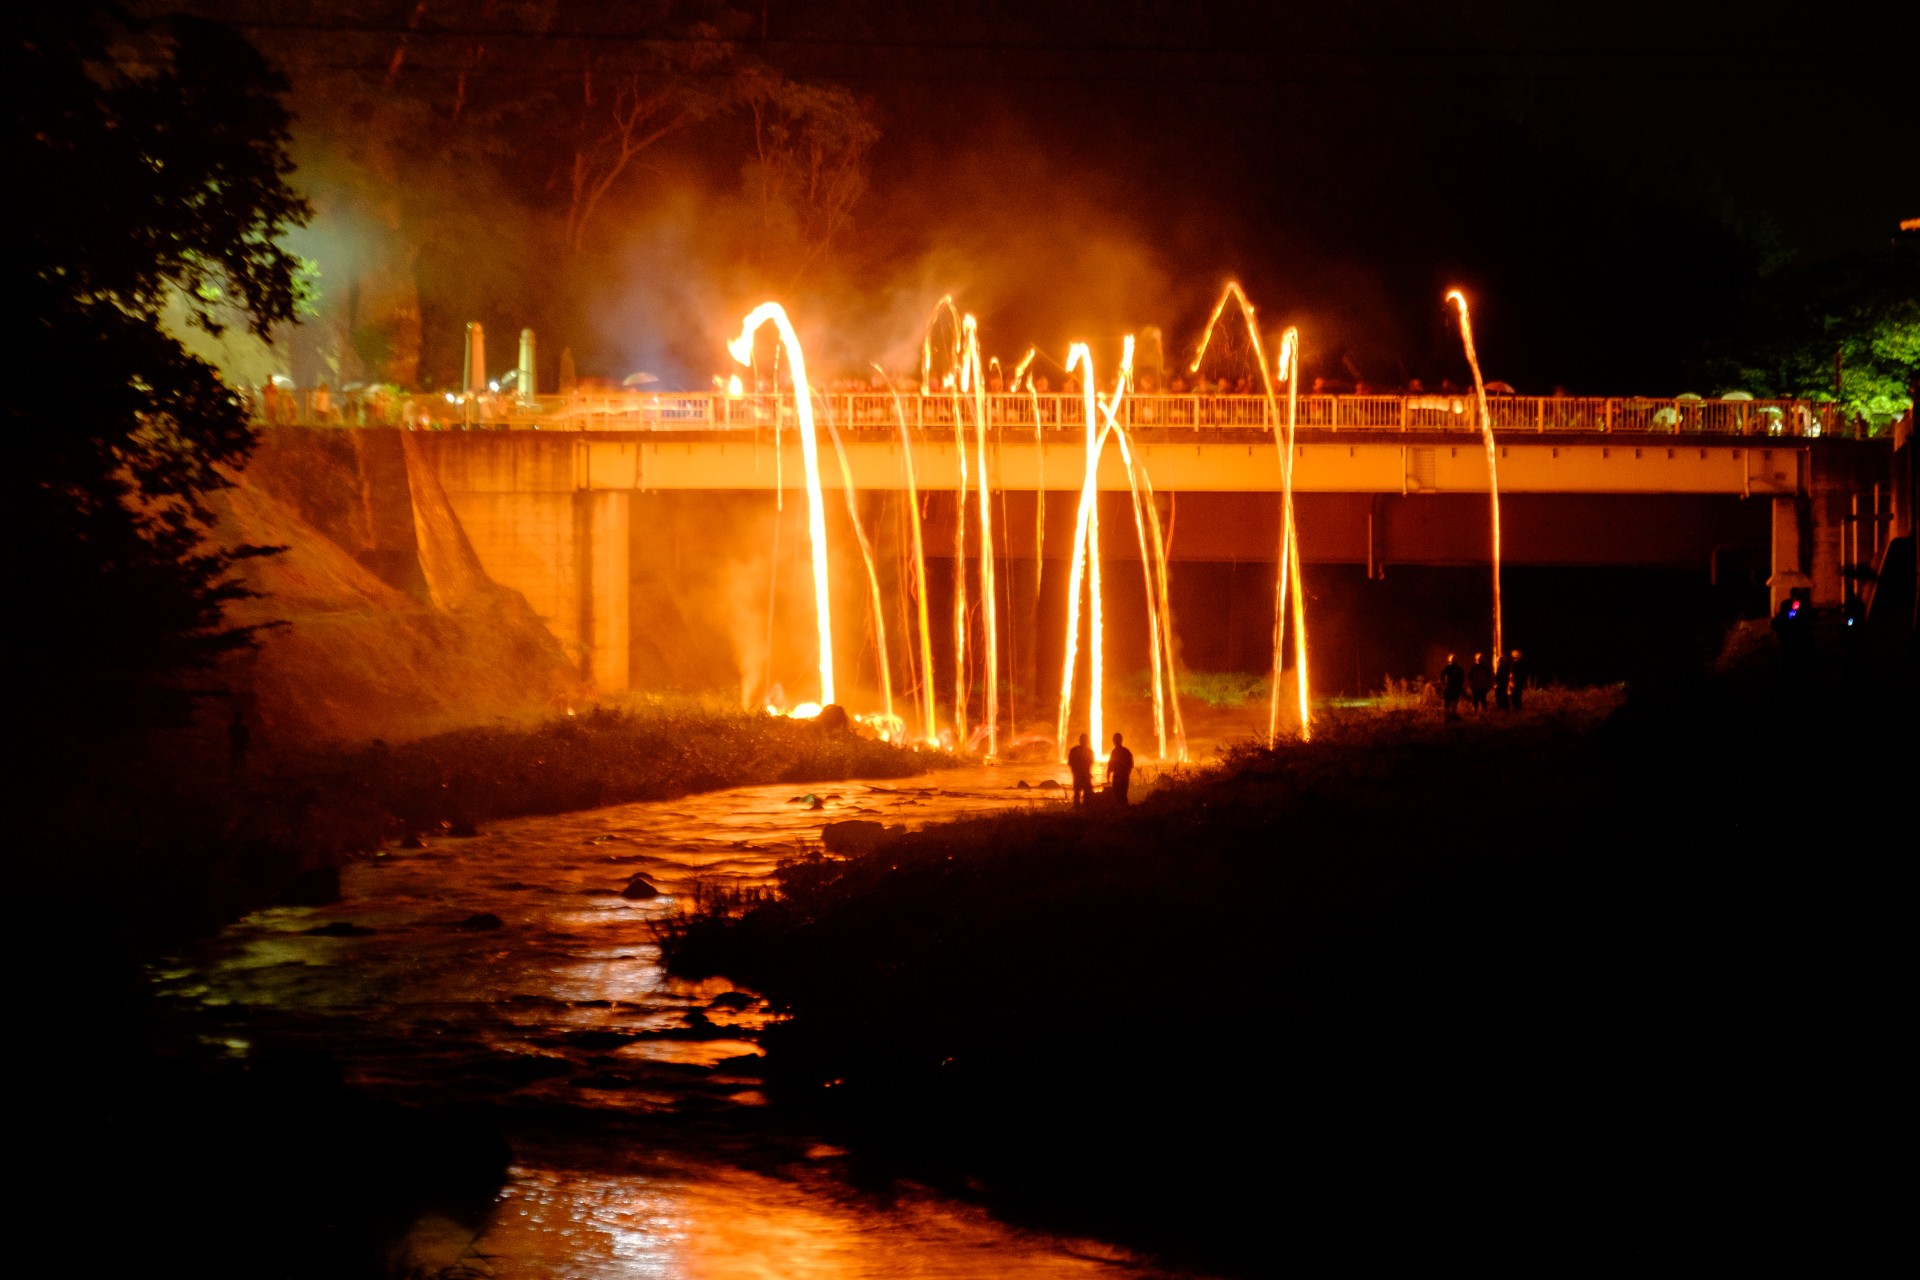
[1707,235,1919,431]
[7,11,310,738]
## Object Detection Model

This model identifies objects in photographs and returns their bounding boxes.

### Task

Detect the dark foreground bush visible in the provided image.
[664,671,1909,1271]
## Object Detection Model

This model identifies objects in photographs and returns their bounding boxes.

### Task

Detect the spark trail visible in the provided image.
[877,367,939,745]
[730,303,834,708]
[1103,403,1188,762]
[1056,342,1127,759]
[924,297,969,742]
[818,401,894,733]
[1104,406,1170,759]
[1447,289,1503,661]
[962,316,998,759]
[1192,283,1310,742]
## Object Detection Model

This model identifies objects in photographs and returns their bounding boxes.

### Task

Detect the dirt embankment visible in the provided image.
[213,429,578,742]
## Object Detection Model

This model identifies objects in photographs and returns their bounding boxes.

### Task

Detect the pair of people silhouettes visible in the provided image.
[1066,732,1134,807]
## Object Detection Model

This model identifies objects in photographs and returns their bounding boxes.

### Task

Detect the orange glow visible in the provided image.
[877,367,940,746]
[1015,346,1045,605]
[924,298,970,743]
[1103,403,1172,759]
[1277,328,1310,743]
[730,304,834,707]
[1055,341,1131,760]
[819,403,893,730]
[1446,289,1503,661]
[962,315,999,760]
[1193,283,1311,743]
[1105,410,1187,762]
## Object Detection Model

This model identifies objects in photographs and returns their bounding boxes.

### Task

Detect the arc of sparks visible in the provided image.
[877,366,940,746]
[1102,407,1187,762]
[818,399,894,732]
[962,316,999,759]
[924,297,970,743]
[1057,342,1131,760]
[1447,289,1503,662]
[1104,411,1170,759]
[1277,329,1310,743]
[1012,347,1044,586]
[731,303,834,708]
[1192,283,1311,743]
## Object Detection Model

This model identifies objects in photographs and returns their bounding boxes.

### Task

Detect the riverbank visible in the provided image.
[24,701,956,1278]
[662,662,1910,1270]
[28,698,952,956]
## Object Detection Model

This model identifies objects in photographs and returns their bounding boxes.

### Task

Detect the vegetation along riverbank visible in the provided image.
[663,653,1911,1272]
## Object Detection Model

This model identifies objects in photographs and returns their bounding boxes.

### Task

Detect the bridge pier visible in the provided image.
[576,491,630,692]
[1769,498,1814,614]
[419,435,632,693]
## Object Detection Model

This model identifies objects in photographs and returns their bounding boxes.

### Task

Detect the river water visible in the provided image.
[149,765,1199,1278]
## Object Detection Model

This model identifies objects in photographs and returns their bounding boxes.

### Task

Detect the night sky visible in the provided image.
[764,0,1915,389]
[186,1,1916,391]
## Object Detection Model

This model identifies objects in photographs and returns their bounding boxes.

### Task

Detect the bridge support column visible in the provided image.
[1769,498,1812,614]
[576,491,630,693]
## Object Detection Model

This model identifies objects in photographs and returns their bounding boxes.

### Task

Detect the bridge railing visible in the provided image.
[259,390,1856,438]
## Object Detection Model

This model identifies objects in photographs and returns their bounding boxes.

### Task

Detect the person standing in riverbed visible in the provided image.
[1507,648,1528,711]
[1067,733,1095,808]
[1441,654,1465,721]
[1469,653,1493,713]
[1108,733,1135,807]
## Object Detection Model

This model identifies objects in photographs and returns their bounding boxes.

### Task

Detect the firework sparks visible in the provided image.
[818,398,893,729]
[730,304,834,708]
[1192,283,1311,743]
[877,366,940,746]
[963,315,999,759]
[1447,289,1503,662]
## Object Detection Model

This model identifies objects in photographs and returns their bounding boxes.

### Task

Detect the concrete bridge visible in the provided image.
[267,393,1905,694]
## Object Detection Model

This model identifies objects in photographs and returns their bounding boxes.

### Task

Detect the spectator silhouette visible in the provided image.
[1441,654,1465,720]
[1108,733,1135,806]
[1067,733,1095,808]
[1507,649,1528,710]
[1469,653,1493,712]
[1494,651,1512,711]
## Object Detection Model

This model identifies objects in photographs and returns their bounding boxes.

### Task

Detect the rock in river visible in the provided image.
[620,873,661,899]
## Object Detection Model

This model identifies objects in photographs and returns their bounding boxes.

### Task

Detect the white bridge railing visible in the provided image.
[260,391,1856,438]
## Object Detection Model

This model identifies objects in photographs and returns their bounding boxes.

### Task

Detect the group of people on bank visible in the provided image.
[1440,649,1529,719]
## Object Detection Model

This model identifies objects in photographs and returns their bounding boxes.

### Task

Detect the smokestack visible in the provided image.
[559,347,578,395]
[464,322,487,396]
[518,328,537,402]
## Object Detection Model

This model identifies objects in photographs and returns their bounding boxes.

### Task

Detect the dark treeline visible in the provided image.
[160,1,1916,404]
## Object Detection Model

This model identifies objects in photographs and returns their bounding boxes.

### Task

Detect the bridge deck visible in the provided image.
[405,428,1814,497]
[270,391,1856,439]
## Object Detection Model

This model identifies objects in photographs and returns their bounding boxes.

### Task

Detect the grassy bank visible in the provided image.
[27,699,953,952]
[662,662,1908,1270]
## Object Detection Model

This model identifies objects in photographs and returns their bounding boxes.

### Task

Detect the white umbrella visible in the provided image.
[622,371,659,387]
